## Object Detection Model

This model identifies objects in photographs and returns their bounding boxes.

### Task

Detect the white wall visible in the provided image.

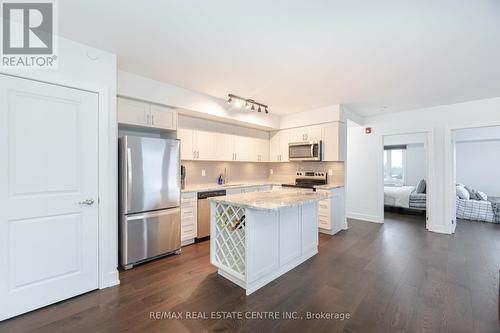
[455,126,500,197]
[456,140,500,196]
[118,70,281,130]
[405,144,426,186]
[346,97,500,233]
[1,37,119,288]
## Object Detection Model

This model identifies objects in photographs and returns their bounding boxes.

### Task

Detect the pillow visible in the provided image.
[465,186,482,201]
[476,191,488,201]
[415,179,426,194]
[456,185,470,200]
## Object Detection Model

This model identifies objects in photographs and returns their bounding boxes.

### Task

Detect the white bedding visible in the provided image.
[384,186,415,208]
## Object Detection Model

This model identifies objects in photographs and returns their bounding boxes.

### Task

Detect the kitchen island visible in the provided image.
[209,189,330,295]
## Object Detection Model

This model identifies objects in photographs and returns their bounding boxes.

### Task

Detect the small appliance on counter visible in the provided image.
[118,136,181,270]
[181,165,186,190]
[281,171,327,191]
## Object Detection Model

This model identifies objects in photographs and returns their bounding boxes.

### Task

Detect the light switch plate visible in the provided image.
[270,169,274,175]
[202,169,206,177]
[328,169,333,176]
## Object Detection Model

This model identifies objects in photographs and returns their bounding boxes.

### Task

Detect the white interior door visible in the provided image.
[0,75,99,320]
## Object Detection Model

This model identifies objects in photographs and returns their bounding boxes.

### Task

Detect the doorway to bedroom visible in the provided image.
[451,126,500,230]
[383,133,428,228]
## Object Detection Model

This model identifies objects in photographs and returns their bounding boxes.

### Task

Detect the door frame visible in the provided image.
[378,131,435,231]
[444,122,500,234]
[0,72,119,292]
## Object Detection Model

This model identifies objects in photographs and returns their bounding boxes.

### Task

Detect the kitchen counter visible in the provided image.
[209,188,331,211]
[209,188,325,295]
[181,181,280,193]
[313,184,345,190]
[182,181,344,193]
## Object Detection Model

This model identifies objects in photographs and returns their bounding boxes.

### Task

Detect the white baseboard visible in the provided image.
[99,269,120,289]
[347,212,382,223]
[426,223,452,234]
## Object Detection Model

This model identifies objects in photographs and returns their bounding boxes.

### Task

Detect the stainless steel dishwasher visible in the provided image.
[197,190,226,239]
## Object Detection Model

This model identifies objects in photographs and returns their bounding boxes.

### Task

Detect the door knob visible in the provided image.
[78,199,95,205]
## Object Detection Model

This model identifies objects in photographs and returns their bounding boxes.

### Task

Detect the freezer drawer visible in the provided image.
[120,208,181,268]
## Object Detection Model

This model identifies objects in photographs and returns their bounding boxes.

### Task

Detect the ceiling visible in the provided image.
[59,0,500,116]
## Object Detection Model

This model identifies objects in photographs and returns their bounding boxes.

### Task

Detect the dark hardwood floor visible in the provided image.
[1,212,499,332]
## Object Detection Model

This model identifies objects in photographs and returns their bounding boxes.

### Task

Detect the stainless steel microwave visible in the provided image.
[288,141,322,161]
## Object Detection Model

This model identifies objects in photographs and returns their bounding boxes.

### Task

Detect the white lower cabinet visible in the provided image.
[181,192,197,245]
[316,187,347,235]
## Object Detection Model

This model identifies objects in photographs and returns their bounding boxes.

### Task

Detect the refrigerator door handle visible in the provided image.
[127,147,132,210]
[126,207,180,221]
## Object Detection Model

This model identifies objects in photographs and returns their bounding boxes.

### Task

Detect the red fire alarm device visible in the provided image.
[365,127,372,134]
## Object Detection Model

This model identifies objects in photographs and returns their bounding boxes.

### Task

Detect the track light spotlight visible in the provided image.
[227,94,269,114]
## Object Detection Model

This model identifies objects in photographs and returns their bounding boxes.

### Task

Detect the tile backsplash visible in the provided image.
[268,161,345,185]
[181,160,344,186]
[181,161,269,187]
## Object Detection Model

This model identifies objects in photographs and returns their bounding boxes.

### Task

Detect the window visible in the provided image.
[384,145,406,185]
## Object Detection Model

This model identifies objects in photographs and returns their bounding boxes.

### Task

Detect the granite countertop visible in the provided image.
[313,184,345,190]
[182,181,344,193]
[181,181,281,193]
[208,188,332,211]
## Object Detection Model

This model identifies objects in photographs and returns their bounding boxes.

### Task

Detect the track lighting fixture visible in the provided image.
[227,94,269,114]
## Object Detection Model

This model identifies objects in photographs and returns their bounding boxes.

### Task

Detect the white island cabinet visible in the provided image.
[209,190,329,295]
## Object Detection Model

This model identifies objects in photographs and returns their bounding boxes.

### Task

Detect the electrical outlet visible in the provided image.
[201,169,206,177]
[270,169,274,175]
[328,169,333,176]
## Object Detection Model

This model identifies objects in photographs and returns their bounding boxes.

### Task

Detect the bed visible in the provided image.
[456,197,500,223]
[384,186,426,210]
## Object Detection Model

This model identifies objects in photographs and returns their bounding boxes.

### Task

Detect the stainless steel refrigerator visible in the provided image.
[119,136,181,269]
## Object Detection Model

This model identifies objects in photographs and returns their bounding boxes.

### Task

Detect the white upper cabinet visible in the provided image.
[177,115,197,160]
[117,97,148,126]
[117,97,177,130]
[255,129,270,162]
[289,125,322,143]
[150,104,177,130]
[270,123,345,162]
[178,115,217,161]
[195,119,218,161]
[321,122,346,161]
[216,122,235,161]
[269,130,289,162]
[178,116,269,162]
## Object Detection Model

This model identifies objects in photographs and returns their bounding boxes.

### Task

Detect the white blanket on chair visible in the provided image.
[384,186,415,208]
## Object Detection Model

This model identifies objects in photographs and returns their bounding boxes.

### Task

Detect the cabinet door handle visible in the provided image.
[146,114,150,124]
[151,114,155,125]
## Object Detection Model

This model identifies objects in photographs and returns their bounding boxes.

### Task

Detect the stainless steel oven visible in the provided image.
[288,141,322,161]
